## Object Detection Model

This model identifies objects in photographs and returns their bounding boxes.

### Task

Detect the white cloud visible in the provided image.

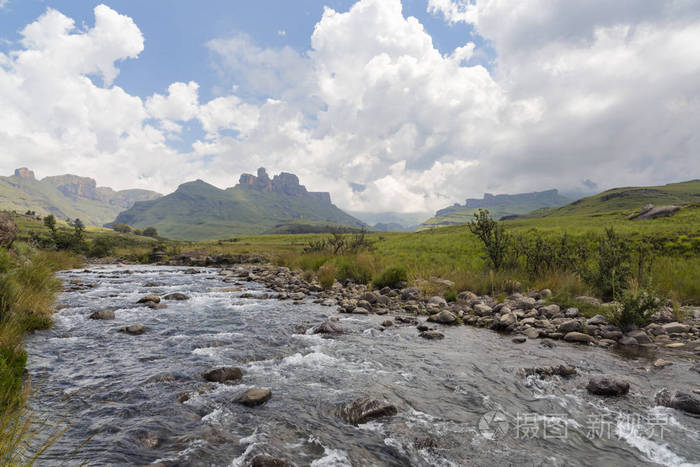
[0,0,8,9]
[2,0,700,217]
[0,5,205,194]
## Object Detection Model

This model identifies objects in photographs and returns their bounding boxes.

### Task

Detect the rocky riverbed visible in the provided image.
[26,264,700,466]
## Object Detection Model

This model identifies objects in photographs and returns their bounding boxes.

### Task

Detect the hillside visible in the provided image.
[0,168,161,226]
[113,168,366,240]
[348,211,430,232]
[524,179,700,218]
[419,189,571,229]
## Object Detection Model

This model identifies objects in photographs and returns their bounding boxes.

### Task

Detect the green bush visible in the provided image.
[318,264,336,290]
[89,237,115,258]
[609,284,660,330]
[444,288,458,302]
[372,265,408,289]
[334,255,375,284]
[588,227,632,300]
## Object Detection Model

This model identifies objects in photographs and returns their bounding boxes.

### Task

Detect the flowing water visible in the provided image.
[25,265,700,466]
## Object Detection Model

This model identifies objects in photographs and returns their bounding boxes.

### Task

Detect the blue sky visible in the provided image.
[0,1,486,106]
[0,0,698,213]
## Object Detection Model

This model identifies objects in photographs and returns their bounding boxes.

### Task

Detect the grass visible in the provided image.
[0,243,82,464]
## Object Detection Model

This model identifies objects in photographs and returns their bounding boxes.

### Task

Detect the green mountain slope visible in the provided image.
[0,168,161,226]
[530,180,700,218]
[113,168,366,240]
[420,189,571,230]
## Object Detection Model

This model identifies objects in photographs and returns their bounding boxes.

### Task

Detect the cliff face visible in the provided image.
[0,168,161,226]
[237,168,327,199]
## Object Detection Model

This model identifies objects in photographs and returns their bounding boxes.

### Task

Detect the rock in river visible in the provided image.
[119,324,145,335]
[137,295,161,304]
[655,389,700,415]
[564,332,595,344]
[337,397,397,425]
[419,330,444,340]
[251,455,293,467]
[312,320,344,334]
[586,376,630,396]
[163,293,190,300]
[237,387,272,407]
[203,366,243,383]
[89,309,115,320]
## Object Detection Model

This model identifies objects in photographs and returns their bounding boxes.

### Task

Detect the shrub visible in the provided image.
[142,227,159,238]
[468,209,511,270]
[89,237,115,258]
[334,254,376,285]
[372,266,407,289]
[609,282,660,330]
[112,223,132,234]
[444,288,458,302]
[318,264,337,290]
[588,227,631,300]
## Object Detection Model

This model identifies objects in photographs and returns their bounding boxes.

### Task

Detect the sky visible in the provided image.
[0,0,699,214]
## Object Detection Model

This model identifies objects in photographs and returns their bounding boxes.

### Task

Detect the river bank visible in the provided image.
[25,263,700,465]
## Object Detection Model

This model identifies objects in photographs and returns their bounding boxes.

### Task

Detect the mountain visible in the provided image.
[419,189,571,229]
[113,168,366,240]
[348,211,431,232]
[0,168,161,226]
[520,179,700,219]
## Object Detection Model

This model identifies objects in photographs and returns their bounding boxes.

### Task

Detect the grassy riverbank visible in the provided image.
[0,243,82,463]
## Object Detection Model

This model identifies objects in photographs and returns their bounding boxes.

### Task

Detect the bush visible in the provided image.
[334,254,375,285]
[589,227,632,300]
[89,237,115,258]
[318,264,337,290]
[444,288,458,302]
[142,227,158,238]
[372,265,407,289]
[609,282,660,330]
[468,209,511,270]
[112,223,132,234]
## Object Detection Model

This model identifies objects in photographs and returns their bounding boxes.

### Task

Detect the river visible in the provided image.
[25,265,700,466]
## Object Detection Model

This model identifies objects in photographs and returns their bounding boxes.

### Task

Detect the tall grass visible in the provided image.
[0,244,81,464]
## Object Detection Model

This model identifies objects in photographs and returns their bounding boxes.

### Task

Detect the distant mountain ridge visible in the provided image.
[113,168,366,241]
[420,189,571,229]
[0,168,161,226]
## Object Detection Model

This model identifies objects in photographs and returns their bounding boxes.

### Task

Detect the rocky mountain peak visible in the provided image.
[238,168,310,197]
[14,167,35,180]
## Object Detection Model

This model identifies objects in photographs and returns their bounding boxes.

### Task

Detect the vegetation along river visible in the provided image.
[25,265,700,466]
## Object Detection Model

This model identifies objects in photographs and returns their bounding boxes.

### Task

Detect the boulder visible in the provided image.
[626,330,652,344]
[564,332,595,344]
[434,310,457,324]
[587,315,607,326]
[525,328,540,339]
[251,455,293,467]
[517,297,537,310]
[494,311,517,330]
[473,304,493,316]
[655,389,700,415]
[540,304,560,318]
[163,293,190,301]
[653,359,673,369]
[400,287,421,301]
[521,365,576,378]
[427,296,447,308]
[618,336,639,346]
[458,291,478,302]
[381,320,393,327]
[512,336,527,344]
[662,322,690,334]
[558,320,582,333]
[0,213,18,248]
[361,292,377,304]
[119,324,145,335]
[586,377,630,396]
[137,295,161,304]
[237,387,272,407]
[312,320,344,334]
[203,367,243,383]
[89,309,115,320]
[419,330,444,340]
[352,306,370,315]
[337,397,397,425]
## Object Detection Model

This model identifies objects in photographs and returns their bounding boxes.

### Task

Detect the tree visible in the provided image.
[112,223,132,234]
[43,215,56,233]
[72,218,85,242]
[468,209,511,270]
[142,227,158,238]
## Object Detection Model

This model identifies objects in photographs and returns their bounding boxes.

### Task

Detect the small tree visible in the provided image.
[142,227,158,238]
[72,218,85,242]
[112,223,132,234]
[43,215,56,233]
[591,227,631,300]
[468,209,511,270]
